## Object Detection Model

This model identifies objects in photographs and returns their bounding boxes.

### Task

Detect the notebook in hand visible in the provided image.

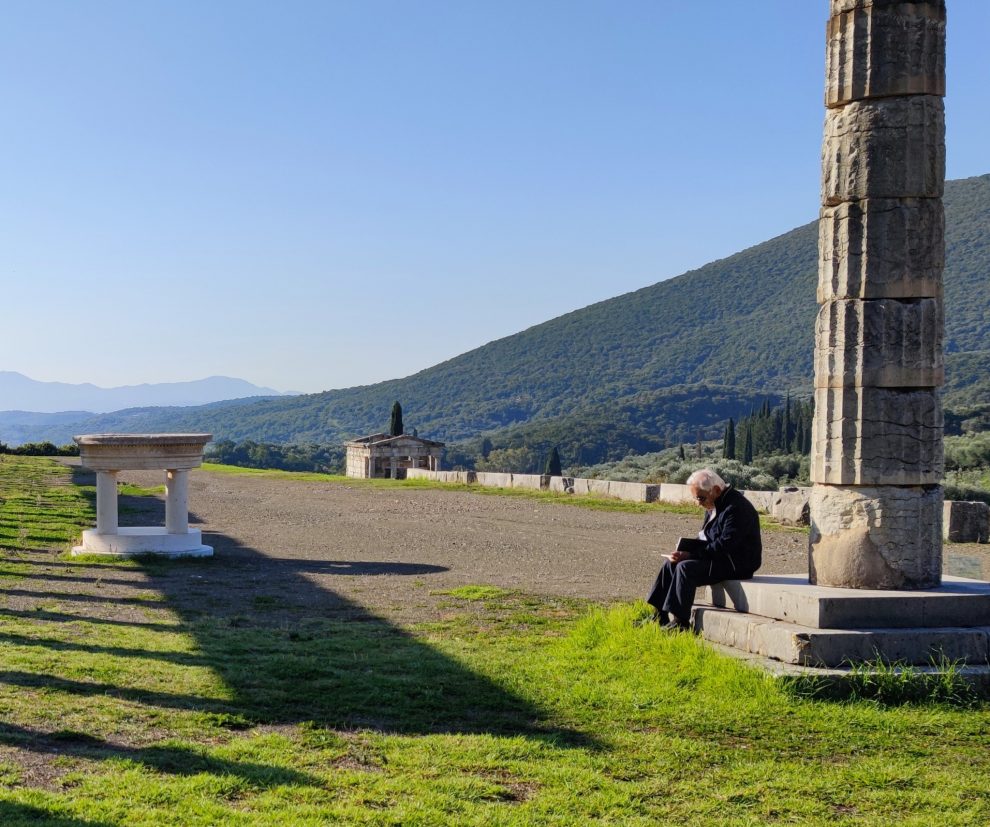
[675,537,707,554]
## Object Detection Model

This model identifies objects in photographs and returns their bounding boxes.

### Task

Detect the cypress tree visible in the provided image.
[544,446,563,476]
[743,425,754,464]
[678,443,686,461]
[723,418,736,460]
[696,427,703,459]
[389,401,404,436]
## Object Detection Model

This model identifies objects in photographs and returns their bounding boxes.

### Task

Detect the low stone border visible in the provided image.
[405,468,787,512]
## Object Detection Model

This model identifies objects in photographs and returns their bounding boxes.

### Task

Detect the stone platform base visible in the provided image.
[692,575,990,667]
[72,527,213,558]
[705,642,990,697]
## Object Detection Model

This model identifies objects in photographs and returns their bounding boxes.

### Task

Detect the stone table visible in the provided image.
[72,433,213,558]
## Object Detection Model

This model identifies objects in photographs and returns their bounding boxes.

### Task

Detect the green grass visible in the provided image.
[0,457,987,825]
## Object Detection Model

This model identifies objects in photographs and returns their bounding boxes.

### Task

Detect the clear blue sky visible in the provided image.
[2,1,987,394]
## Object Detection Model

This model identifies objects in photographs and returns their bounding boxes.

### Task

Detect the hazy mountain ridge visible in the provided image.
[6,173,988,450]
[0,372,289,415]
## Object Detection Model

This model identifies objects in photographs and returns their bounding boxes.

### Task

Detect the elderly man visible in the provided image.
[644,468,762,630]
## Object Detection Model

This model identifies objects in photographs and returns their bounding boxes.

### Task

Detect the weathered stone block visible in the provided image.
[814,298,943,388]
[822,96,944,204]
[609,481,660,503]
[658,483,694,505]
[548,476,575,494]
[474,472,513,488]
[943,501,990,544]
[771,489,811,526]
[510,473,548,491]
[811,387,943,485]
[809,484,942,588]
[826,1,945,107]
[818,199,944,300]
[742,490,774,513]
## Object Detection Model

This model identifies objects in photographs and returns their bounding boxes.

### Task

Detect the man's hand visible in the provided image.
[669,550,689,563]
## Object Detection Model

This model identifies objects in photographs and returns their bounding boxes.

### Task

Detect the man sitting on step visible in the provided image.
[643,468,762,631]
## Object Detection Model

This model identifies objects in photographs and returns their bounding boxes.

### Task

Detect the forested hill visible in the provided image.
[33,173,990,446]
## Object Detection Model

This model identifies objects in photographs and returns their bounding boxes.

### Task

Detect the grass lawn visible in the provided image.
[0,455,986,825]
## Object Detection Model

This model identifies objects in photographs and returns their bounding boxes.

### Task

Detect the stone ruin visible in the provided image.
[810,0,947,590]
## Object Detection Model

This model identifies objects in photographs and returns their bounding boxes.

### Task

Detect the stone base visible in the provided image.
[72,527,214,558]
[692,575,990,667]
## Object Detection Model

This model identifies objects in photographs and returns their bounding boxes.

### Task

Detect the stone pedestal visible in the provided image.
[694,575,990,668]
[72,434,213,558]
[810,0,947,589]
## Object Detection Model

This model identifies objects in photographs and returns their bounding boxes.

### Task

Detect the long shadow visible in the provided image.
[39,468,593,744]
[0,722,316,788]
[0,801,115,827]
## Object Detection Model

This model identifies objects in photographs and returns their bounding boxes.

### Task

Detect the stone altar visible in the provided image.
[72,433,214,558]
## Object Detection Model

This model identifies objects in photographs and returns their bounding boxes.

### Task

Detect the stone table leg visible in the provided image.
[95,470,119,534]
[165,469,189,534]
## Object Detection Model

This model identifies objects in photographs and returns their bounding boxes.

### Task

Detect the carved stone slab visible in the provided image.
[814,298,944,388]
[822,96,944,204]
[809,483,942,589]
[818,198,943,300]
[811,387,943,485]
[826,1,945,107]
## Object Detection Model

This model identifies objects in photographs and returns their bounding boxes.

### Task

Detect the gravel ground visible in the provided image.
[40,463,987,627]
[112,467,808,620]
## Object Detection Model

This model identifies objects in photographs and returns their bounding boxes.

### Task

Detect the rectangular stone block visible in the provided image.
[826,1,945,107]
[571,477,612,497]
[658,483,694,504]
[810,386,943,485]
[818,199,944,300]
[742,490,774,513]
[474,472,513,488]
[609,480,660,503]
[695,607,988,667]
[944,501,990,544]
[809,484,943,588]
[822,96,944,204]
[699,574,990,629]
[510,473,548,491]
[548,476,575,493]
[814,298,943,388]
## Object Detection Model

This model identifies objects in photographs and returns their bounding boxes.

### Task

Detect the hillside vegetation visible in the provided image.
[14,174,990,449]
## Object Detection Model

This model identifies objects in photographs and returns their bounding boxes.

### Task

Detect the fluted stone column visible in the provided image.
[809,0,946,589]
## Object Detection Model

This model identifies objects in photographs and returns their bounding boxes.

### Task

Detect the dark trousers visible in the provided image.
[646,557,747,623]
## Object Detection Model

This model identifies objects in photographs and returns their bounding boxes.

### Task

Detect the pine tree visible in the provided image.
[544,446,563,476]
[389,401,404,436]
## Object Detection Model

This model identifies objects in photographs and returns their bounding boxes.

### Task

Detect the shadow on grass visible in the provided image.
[0,800,115,827]
[0,722,317,788]
[10,466,594,754]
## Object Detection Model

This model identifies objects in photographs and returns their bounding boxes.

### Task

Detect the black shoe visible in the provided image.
[661,619,690,632]
[635,610,668,627]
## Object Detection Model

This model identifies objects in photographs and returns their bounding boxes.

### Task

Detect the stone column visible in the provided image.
[165,469,190,534]
[95,471,119,534]
[809,0,946,588]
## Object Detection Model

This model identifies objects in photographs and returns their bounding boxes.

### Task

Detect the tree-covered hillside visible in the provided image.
[19,174,990,448]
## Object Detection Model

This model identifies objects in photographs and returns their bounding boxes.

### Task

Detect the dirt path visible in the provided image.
[105,466,815,619]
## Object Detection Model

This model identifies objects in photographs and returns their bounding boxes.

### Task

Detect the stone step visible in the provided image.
[698,574,990,629]
[693,606,990,667]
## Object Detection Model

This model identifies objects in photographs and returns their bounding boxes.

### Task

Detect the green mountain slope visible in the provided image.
[28,173,990,447]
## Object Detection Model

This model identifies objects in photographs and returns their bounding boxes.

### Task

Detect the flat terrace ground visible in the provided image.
[63,463,988,625]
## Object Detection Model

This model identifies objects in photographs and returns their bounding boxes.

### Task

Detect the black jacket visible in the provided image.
[695,486,762,576]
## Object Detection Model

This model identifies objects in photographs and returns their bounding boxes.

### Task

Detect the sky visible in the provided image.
[2,1,988,395]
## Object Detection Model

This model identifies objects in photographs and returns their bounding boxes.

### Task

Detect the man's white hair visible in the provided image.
[686,468,727,493]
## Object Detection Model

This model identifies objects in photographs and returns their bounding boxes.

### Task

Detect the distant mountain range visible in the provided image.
[4,173,988,461]
[0,372,288,414]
